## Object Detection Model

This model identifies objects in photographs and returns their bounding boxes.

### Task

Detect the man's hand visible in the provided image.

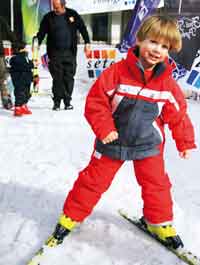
[102,131,119,144]
[84,43,91,58]
[179,149,191,159]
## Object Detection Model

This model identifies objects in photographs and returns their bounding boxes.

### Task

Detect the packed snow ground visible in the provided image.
[0,75,200,265]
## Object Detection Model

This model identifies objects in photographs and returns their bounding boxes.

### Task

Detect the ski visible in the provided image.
[27,246,45,265]
[119,210,200,265]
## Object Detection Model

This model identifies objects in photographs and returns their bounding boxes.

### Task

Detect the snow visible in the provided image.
[0,73,200,265]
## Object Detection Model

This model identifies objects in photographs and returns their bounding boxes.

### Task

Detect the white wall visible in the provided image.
[110,12,122,45]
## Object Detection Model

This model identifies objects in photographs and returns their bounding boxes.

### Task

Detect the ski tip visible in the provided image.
[118,209,127,216]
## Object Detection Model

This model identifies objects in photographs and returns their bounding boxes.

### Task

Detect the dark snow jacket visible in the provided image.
[36,8,90,58]
[84,47,196,161]
[10,51,34,88]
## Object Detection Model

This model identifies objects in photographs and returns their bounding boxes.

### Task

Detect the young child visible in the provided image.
[30,14,197,260]
[9,41,34,116]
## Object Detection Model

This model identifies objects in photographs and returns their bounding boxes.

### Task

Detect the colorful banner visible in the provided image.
[22,0,51,44]
[184,50,200,91]
[170,16,200,71]
[169,15,200,101]
[86,48,120,79]
[119,0,161,52]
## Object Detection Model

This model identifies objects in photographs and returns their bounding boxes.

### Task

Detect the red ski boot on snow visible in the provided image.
[14,105,32,116]
[21,104,32,114]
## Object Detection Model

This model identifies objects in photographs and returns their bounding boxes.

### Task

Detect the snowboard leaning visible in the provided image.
[119,209,200,265]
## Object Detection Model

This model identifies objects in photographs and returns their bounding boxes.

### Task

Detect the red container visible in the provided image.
[3,41,13,56]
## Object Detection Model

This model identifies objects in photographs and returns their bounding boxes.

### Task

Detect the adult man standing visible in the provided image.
[36,0,91,110]
[0,16,16,109]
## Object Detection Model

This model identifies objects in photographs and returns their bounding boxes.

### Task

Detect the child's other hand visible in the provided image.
[102,131,119,144]
[179,150,191,159]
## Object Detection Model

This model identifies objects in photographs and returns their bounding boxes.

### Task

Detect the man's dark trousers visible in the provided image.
[48,50,76,107]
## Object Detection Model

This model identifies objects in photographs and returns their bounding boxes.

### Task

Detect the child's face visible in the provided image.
[19,48,27,52]
[136,38,170,70]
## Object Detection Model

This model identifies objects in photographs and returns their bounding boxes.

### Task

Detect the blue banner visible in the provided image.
[119,0,161,52]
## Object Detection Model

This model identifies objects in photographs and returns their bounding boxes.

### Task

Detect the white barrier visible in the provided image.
[4,42,200,99]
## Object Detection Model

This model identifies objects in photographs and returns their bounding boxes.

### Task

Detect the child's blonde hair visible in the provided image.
[136,15,182,52]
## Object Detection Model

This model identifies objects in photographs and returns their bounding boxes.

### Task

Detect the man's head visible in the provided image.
[52,0,66,14]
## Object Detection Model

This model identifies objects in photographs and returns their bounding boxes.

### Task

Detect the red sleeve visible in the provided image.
[84,63,119,140]
[161,78,196,152]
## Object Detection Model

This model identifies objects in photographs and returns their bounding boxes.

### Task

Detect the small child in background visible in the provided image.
[9,41,34,116]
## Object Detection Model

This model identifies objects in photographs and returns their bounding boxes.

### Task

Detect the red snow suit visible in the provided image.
[63,47,196,224]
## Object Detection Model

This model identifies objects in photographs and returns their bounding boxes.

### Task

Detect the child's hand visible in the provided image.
[33,59,39,67]
[102,131,119,144]
[179,150,191,159]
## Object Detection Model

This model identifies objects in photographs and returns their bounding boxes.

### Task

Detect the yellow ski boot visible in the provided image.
[27,214,77,265]
[141,217,184,249]
[45,214,77,247]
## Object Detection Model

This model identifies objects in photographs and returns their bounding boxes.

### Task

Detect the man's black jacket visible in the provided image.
[0,17,16,56]
[37,8,90,57]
